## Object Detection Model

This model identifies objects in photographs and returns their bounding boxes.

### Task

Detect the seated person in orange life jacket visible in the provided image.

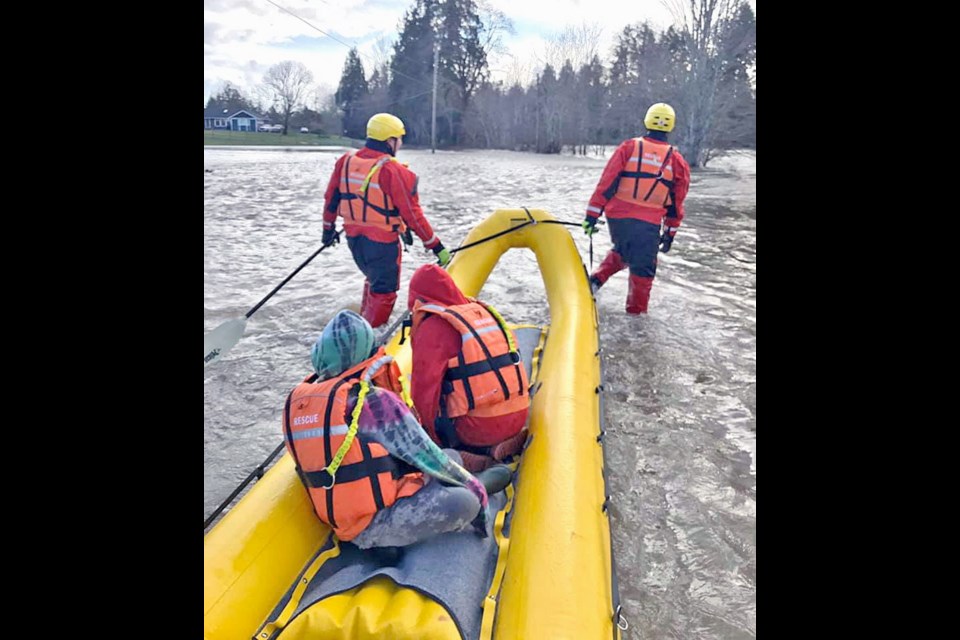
[406,265,530,473]
[283,309,513,549]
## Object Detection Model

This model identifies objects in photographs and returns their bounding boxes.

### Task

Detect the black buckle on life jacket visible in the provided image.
[307,468,336,489]
[304,455,408,489]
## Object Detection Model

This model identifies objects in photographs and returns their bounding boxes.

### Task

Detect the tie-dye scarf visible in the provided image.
[350,384,490,536]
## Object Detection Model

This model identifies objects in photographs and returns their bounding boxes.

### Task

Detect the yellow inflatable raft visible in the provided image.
[204,208,622,639]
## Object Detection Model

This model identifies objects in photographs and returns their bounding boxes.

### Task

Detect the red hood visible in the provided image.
[408,264,469,309]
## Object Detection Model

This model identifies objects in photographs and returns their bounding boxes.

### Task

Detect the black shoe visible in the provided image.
[588,275,602,295]
[475,464,512,495]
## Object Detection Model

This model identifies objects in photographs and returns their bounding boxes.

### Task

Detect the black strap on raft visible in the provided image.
[203,440,287,532]
[449,208,536,256]
[398,316,412,345]
[204,373,327,531]
[447,211,580,257]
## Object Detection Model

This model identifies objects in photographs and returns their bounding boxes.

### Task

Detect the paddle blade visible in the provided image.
[204,317,247,367]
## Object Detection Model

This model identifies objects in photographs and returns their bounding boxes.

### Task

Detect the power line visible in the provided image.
[264,0,367,61]
[263,0,462,94]
[386,88,436,108]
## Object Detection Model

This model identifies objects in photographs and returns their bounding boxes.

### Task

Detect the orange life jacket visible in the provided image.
[282,349,423,541]
[411,299,529,446]
[613,137,676,211]
[337,152,406,235]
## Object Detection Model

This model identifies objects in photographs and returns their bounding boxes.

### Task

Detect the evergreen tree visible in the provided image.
[437,0,488,145]
[336,48,370,139]
[390,0,440,144]
[361,66,392,122]
[557,60,578,150]
[578,55,607,152]
[713,2,756,150]
[205,82,256,115]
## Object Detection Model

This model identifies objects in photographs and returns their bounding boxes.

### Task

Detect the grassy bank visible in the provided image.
[204,131,361,147]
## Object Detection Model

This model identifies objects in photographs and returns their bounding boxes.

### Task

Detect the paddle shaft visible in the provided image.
[244,232,340,319]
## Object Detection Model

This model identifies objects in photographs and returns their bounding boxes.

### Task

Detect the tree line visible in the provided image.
[204,0,755,167]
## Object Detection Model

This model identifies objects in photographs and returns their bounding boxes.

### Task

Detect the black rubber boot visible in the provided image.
[475,464,513,495]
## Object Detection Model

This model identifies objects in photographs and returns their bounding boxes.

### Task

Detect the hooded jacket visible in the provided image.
[407,265,528,448]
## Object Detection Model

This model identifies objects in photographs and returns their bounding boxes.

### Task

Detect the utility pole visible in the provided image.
[535,74,540,153]
[431,42,439,154]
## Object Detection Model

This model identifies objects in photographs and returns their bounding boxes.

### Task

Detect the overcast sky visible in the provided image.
[204,0,752,106]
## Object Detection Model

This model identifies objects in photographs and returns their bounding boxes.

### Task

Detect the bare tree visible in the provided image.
[310,84,335,112]
[499,52,534,88]
[538,23,604,73]
[518,22,604,153]
[477,0,515,57]
[662,0,755,166]
[371,36,393,82]
[261,61,314,135]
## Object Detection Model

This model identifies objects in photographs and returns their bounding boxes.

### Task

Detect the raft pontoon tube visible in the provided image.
[204,208,620,639]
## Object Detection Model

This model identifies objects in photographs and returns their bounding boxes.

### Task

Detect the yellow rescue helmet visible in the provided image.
[644,103,676,133]
[367,113,406,141]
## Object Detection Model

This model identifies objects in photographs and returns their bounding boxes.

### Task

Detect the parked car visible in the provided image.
[300,127,310,133]
[259,124,283,132]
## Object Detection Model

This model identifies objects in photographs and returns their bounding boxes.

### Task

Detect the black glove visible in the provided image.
[401,228,414,246]
[322,227,339,246]
[659,232,674,253]
[582,216,599,236]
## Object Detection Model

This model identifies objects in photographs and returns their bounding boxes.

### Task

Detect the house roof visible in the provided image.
[203,107,261,119]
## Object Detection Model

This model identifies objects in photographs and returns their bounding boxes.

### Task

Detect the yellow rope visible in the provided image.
[324,380,370,480]
[483,302,517,352]
[360,157,394,194]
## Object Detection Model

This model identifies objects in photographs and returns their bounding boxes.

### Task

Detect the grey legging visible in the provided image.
[350,450,481,549]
